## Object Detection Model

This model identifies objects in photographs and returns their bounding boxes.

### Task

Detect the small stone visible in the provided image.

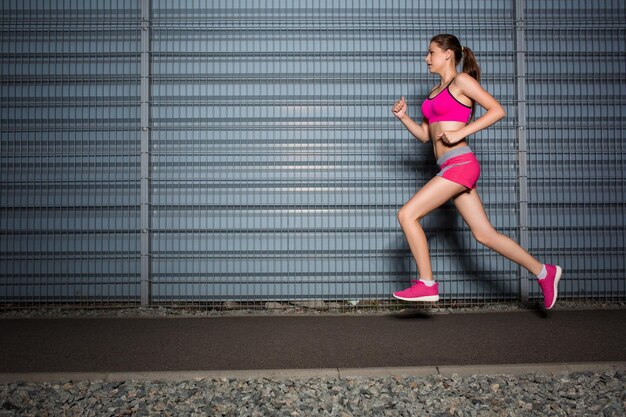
[562,389,581,400]
[153,402,166,411]
[1,401,20,411]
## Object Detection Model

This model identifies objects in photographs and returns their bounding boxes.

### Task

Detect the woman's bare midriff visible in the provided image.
[429,121,470,160]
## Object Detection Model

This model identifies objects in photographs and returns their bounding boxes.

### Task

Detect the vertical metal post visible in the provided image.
[514,0,530,303]
[140,0,152,305]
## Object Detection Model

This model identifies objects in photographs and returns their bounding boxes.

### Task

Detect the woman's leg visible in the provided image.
[453,188,543,275]
[397,176,467,279]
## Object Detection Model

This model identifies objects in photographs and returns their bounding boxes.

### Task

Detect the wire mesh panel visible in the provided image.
[0,1,142,308]
[149,0,521,307]
[525,0,626,302]
[1,0,624,310]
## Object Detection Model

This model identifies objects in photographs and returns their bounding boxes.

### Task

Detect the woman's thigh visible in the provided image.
[400,176,467,221]
[452,188,494,237]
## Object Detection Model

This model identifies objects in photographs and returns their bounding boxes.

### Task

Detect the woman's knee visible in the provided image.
[472,227,498,247]
[397,206,409,225]
[398,206,412,224]
[397,205,422,225]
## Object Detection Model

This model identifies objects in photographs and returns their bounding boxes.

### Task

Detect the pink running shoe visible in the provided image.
[393,280,439,302]
[538,264,563,310]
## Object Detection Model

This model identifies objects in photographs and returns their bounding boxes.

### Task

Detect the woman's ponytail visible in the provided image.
[461,46,481,83]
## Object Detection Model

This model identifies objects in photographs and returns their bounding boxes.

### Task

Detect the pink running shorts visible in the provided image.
[436,148,481,190]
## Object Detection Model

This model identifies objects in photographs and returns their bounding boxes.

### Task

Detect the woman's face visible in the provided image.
[424,42,448,73]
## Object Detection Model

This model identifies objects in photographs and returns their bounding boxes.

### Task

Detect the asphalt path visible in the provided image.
[1,309,625,373]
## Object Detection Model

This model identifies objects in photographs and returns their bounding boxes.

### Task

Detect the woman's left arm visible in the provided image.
[438,73,506,144]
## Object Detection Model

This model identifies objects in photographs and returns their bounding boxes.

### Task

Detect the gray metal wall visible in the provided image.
[1,0,624,308]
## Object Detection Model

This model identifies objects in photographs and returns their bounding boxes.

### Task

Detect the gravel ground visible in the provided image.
[1,370,625,416]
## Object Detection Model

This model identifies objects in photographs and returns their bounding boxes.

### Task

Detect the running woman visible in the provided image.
[391,34,562,309]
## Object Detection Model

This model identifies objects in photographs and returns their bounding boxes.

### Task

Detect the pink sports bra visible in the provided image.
[421,78,472,124]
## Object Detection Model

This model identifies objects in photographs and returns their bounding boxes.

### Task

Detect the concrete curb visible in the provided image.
[1,362,624,383]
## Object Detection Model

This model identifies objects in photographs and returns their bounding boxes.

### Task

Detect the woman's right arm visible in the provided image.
[391,96,431,143]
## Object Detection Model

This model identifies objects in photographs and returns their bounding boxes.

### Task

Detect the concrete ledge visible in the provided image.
[107,368,343,382]
[437,363,571,377]
[1,362,624,383]
[436,362,626,377]
[564,362,626,373]
[0,372,111,384]
[339,366,439,378]
[0,368,342,383]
